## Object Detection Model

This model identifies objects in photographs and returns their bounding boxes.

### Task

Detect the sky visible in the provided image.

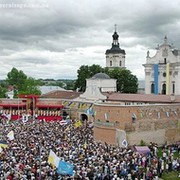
[0,0,180,80]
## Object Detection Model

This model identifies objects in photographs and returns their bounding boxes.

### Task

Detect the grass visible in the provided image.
[157,147,180,179]
[161,171,179,180]
[157,147,179,159]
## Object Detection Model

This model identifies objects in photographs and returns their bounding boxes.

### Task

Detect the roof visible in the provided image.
[39,86,66,95]
[135,146,150,154]
[104,93,180,103]
[40,90,81,99]
[106,45,126,54]
[92,73,110,79]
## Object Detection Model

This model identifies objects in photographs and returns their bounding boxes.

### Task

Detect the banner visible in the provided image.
[154,64,159,94]
[166,63,170,95]
[122,139,128,148]
[57,161,74,176]
[48,150,60,168]
[0,141,8,148]
[74,120,82,128]
[7,130,14,141]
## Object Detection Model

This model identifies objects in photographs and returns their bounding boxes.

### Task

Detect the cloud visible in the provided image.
[0,0,180,80]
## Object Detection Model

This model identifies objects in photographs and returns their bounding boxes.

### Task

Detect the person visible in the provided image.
[0,116,179,179]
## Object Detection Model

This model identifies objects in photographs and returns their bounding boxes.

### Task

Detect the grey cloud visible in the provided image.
[0,0,180,79]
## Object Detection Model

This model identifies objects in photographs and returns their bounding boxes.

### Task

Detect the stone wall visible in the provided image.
[93,103,180,145]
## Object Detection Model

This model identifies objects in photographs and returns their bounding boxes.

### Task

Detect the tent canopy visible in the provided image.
[135,146,150,154]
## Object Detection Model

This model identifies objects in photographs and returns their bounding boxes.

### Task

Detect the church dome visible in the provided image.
[106,46,126,54]
[92,73,110,79]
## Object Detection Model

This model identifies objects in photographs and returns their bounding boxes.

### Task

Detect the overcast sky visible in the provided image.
[0,0,180,80]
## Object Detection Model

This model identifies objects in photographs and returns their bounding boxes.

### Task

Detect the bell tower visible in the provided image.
[105,25,126,69]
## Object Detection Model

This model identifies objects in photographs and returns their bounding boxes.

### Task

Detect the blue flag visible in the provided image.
[57,161,74,176]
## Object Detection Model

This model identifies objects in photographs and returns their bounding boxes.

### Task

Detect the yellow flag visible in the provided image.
[7,130,14,140]
[48,150,60,168]
[74,120,82,128]
[0,142,8,148]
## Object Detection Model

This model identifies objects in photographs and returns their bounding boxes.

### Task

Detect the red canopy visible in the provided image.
[0,104,26,107]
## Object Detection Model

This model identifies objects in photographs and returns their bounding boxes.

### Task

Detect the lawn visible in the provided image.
[161,171,179,180]
[157,147,180,179]
[157,147,179,159]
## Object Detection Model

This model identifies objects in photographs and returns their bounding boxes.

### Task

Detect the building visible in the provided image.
[143,36,180,95]
[39,86,66,95]
[79,73,116,101]
[105,27,126,69]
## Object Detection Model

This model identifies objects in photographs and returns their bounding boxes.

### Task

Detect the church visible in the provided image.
[105,25,126,69]
[143,36,180,95]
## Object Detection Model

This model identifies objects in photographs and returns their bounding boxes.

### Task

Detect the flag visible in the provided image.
[132,113,137,120]
[122,139,128,148]
[57,160,74,176]
[48,150,60,168]
[0,141,8,148]
[104,113,108,120]
[154,64,159,94]
[83,140,87,149]
[174,111,178,116]
[74,120,82,128]
[140,112,144,118]
[166,112,169,117]
[59,119,70,126]
[86,107,94,115]
[7,130,14,140]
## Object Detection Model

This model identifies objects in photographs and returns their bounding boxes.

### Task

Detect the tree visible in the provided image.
[6,67,41,97]
[107,68,138,93]
[74,64,103,92]
[74,65,138,93]
[0,82,7,98]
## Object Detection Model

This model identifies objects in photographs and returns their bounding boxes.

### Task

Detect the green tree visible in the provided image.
[6,67,41,97]
[75,65,138,93]
[108,68,138,93]
[0,82,7,98]
[74,64,103,92]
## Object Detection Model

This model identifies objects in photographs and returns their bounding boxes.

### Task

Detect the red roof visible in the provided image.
[40,90,81,99]
[0,103,26,107]
[104,93,180,103]
[18,94,39,98]
[36,104,64,108]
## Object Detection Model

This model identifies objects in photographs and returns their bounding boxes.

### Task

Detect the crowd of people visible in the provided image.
[0,116,179,180]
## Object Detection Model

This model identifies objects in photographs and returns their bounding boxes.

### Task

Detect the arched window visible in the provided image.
[162,83,166,94]
[173,83,175,94]
[110,61,112,66]
[119,61,122,66]
[151,83,154,93]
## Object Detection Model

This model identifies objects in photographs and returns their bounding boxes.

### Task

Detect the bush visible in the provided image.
[139,140,146,146]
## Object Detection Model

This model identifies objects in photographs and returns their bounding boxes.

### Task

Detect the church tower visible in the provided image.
[143,36,180,95]
[105,25,126,69]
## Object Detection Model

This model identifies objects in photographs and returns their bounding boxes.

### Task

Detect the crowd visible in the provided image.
[0,116,179,180]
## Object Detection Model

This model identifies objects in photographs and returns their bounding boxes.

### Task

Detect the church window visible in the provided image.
[173,83,175,94]
[110,61,112,66]
[163,72,166,77]
[119,61,122,66]
[151,83,154,94]
[162,83,166,94]
[164,58,167,64]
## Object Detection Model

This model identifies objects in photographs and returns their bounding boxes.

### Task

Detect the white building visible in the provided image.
[143,36,180,95]
[105,29,126,69]
[79,73,117,101]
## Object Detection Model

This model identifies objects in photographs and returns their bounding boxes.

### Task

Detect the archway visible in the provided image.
[162,83,166,94]
[80,113,88,122]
